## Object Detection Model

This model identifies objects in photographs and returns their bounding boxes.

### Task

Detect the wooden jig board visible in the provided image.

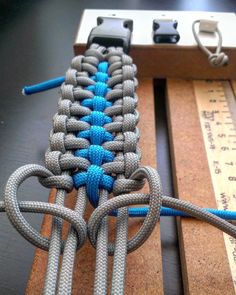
[26,79,164,295]
[167,79,236,295]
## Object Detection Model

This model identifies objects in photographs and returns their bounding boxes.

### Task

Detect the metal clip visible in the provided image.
[87,17,133,53]
[153,19,180,44]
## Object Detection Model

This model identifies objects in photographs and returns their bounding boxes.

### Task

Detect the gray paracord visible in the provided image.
[192,19,229,67]
[1,44,236,295]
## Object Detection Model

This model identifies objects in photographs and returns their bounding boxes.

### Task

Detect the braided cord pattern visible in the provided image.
[49,44,143,294]
[66,45,143,294]
[2,43,236,295]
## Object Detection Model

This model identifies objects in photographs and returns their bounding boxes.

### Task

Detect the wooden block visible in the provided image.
[166,79,235,295]
[26,79,163,295]
[75,45,236,80]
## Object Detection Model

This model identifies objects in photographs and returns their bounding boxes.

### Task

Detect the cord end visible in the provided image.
[22,88,27,96]
[21,76,65,96]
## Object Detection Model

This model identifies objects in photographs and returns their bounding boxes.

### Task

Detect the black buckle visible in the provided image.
[87,17,133,53]
[153,19,180,44]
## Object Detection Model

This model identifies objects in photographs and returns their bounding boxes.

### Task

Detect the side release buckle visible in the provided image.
[87,17,133,53]
[153,19,180,44]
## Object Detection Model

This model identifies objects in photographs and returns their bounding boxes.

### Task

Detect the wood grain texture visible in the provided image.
[26,79,163,295]
[166,79,235,295]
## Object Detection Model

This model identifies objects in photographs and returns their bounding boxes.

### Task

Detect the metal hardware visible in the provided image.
[153,19,180,44]
[87,17,133,53]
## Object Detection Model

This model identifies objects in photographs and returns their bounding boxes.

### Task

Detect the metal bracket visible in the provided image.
[87,17,133,53]
[153,19,180,44]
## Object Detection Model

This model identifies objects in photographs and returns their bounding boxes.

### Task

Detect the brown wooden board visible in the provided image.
[231,80,236,96]
[74,45,236,80]
[166,79,235,295]
[26,79,163,295]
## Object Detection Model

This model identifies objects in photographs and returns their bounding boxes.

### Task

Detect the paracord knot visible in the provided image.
[73,165,114,207]
[39,174,73,192]
[208,52,229,67]
[87,166,162,255]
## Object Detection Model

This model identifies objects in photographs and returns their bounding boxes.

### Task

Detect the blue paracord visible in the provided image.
[22,74,236,220]
[110,206,236,220]
[22,76,65,95]
[72,62,114,208]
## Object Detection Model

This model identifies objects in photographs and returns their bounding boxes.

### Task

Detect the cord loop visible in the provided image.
[192,19,229,67]
[3,164,87,251]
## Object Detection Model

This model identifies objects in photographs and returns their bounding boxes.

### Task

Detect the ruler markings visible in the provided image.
[194,80,236,292]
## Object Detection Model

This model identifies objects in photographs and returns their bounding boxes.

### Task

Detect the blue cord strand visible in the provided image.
[22,75,236,221]
[22,76,65,95]
[109,207,236,220]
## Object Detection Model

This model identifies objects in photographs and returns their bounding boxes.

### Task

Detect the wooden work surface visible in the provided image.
[26,79,164,295]
[167,79,235,295]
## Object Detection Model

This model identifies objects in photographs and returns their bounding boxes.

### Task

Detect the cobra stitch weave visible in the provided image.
[72,61,115,208]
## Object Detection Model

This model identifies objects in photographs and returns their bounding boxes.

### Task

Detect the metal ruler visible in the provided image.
[194,80,236,291]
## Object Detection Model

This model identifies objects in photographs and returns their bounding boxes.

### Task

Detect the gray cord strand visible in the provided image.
[88,171,236,244]
[111,207,128,295]
[2,167,86,295]
[43,188,66,295]
[93,189,109,295]
[111,128,128,295]
[3,164,81,250]
[88,166,163,255]
[2,165,86,250]
[109,49,135,295]
[0,200,86,237]
[192,19,229,67]
[58,186,87,295]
